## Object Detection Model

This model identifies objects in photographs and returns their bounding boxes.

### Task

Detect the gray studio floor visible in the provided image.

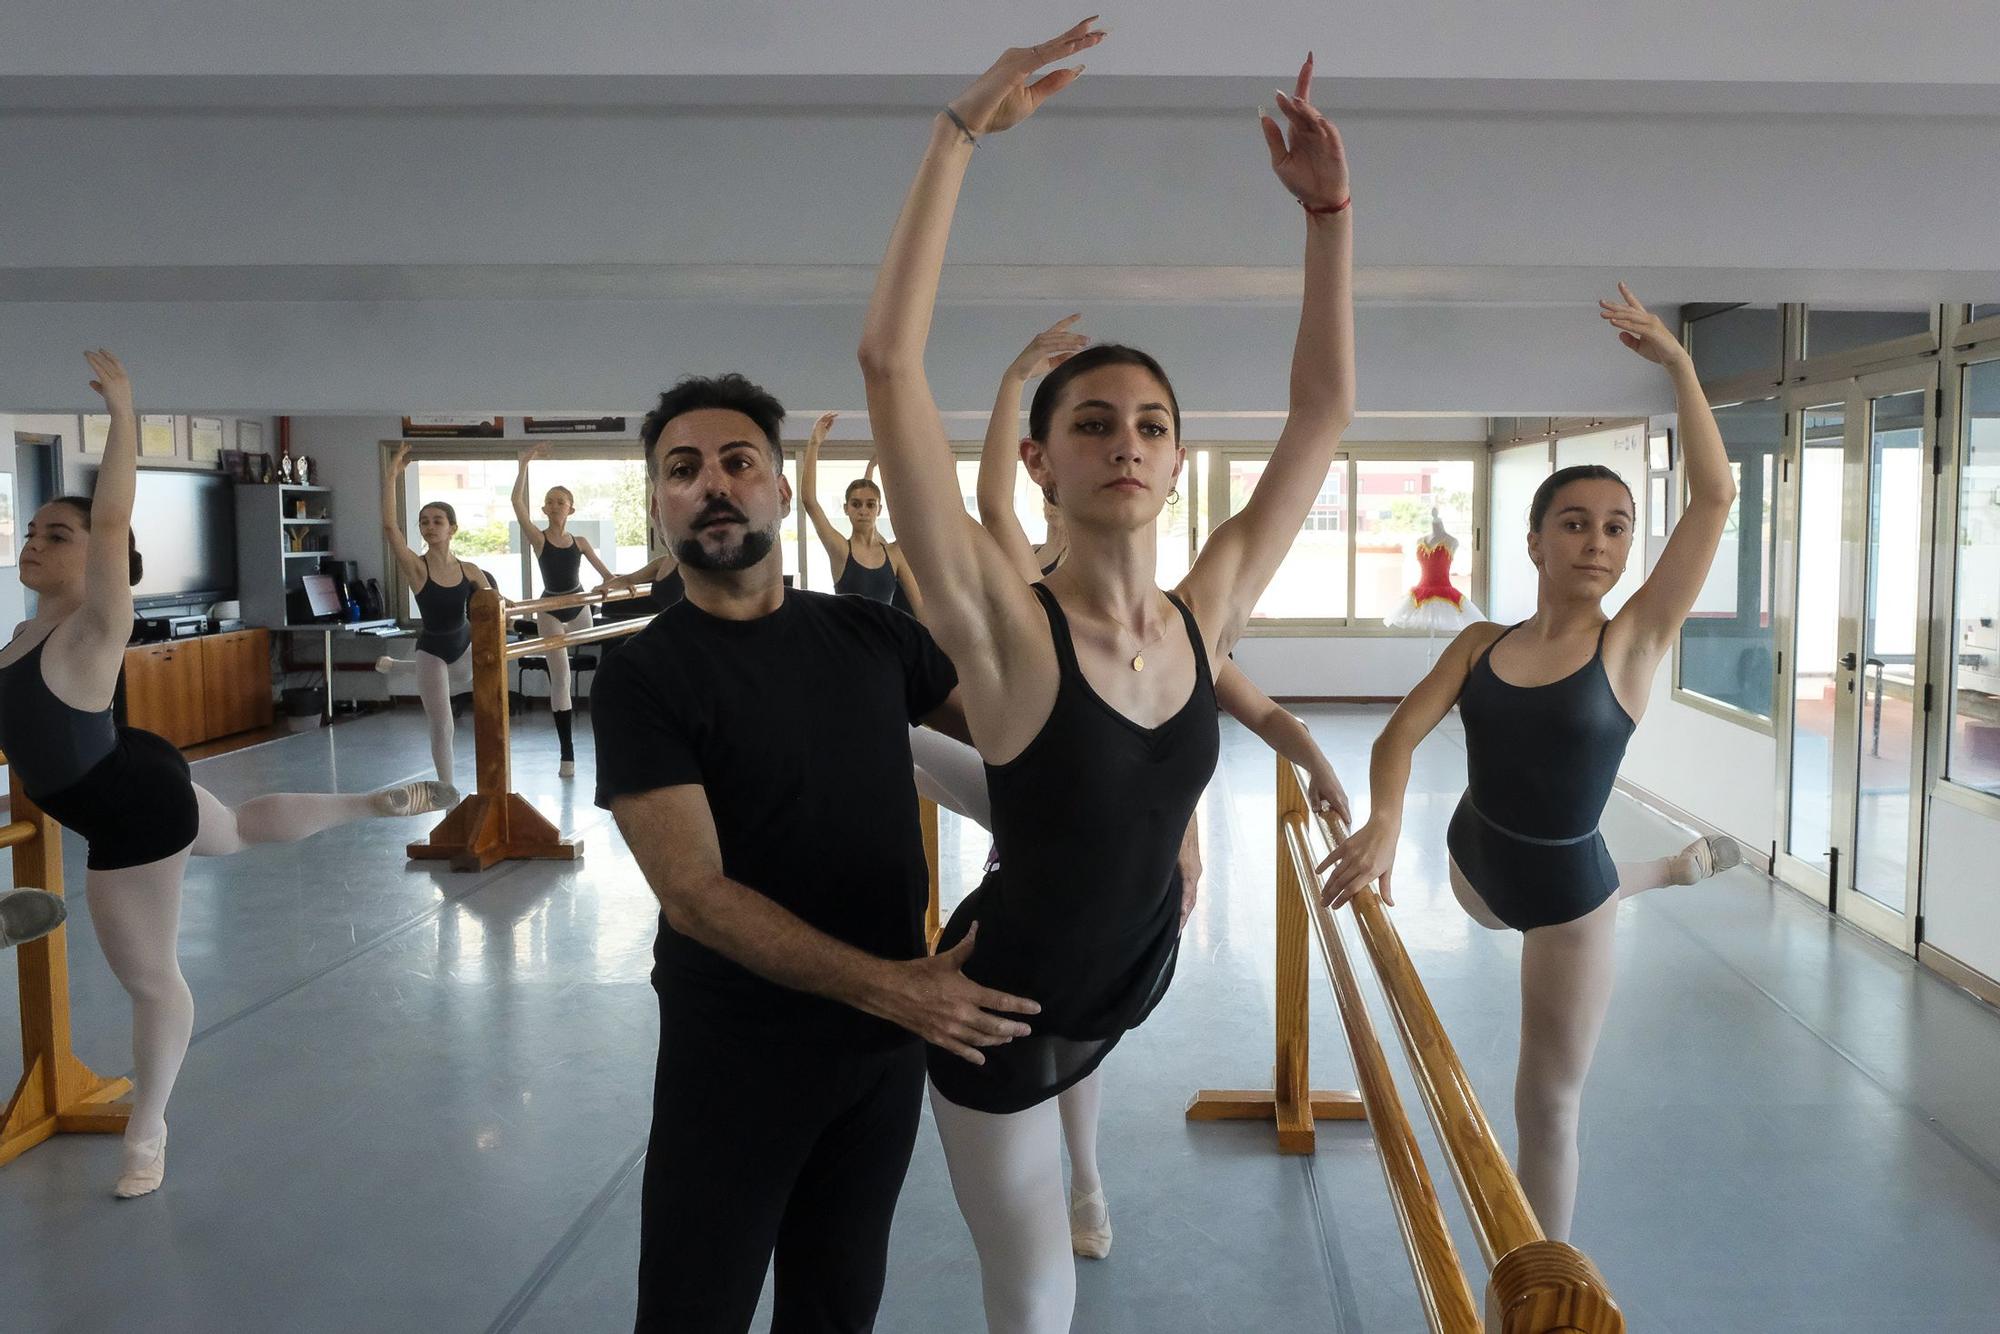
[4,703,2000,1332]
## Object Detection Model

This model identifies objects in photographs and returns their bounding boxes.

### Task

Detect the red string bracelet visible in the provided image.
[1300,196,1352,216]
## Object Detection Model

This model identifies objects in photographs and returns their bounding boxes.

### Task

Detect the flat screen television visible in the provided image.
[91,469,239,610]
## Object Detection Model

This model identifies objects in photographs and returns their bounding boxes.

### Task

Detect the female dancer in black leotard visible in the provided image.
[1320,288,1742,1243]
[0,352,452,1197]
[799,410,925,613]
[511,444,614,777]
[859,26,1353,1329]
[377,441,493,789]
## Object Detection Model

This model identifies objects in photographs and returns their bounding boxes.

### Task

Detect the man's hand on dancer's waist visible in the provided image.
[858,924,1040,1065]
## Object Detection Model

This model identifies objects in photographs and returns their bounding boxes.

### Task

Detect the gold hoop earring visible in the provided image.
[1167,488,1180,506]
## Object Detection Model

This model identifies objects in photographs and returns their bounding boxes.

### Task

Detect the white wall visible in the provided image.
[1618,667,1781,856]
[1924,792,2000,982]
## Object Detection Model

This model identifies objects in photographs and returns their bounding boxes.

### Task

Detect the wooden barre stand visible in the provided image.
[1,765,133,1169]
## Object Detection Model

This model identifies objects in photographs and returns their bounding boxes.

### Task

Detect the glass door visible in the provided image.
[1774,367,1940,949]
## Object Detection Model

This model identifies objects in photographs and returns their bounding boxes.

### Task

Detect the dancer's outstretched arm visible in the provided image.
[601,551,675,593]
[66,351,141,697]
[1215,664,1350,825]
[1316,622,1505,908]
[858,20,1102,715]
[1180,54,1353,653]
[575,535,615,584]
[1602,287,1736,668]
[380,442,428,590]
[798,411,850,574]
[976,317,1088,584]
[511,443,551,555]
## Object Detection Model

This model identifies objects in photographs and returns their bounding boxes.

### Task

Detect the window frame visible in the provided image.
[1934,335,2000,819]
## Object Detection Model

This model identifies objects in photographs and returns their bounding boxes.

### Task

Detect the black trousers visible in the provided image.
[635,1014,925,1333]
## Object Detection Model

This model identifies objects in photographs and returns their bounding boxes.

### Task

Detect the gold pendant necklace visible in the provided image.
[1123,597,1174,672]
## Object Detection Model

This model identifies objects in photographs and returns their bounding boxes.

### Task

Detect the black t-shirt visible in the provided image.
[593,588,958,1050]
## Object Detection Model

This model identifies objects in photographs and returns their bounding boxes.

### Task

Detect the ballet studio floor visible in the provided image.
[4,703,2000,1332]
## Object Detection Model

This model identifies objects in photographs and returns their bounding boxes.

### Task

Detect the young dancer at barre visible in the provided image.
[859,24,1354,1330]
[376,441,493,791]
[0,352,453,1197]
[1318,288,1743,1243]
[901,314,1356,1263]
[800,410,925,614]
[512,443,614,777]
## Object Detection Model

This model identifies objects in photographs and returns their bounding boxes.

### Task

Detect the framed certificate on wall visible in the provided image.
[140,414,178,458]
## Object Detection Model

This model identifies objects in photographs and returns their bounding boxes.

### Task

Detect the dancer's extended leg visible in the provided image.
[1513,893,1620,1242]
[930,1083,1074,1334]
[1615,834,1742,899]
[1057,1067,1111,1259]
[189,781,453,856]
[85,847,195,1196]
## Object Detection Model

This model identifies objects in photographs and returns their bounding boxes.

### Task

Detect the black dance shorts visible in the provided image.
[32,727,201,870]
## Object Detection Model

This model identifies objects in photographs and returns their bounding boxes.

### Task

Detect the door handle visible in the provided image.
[1838,652,1858,670]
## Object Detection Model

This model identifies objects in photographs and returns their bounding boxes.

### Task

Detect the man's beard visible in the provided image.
[674,522,777,572]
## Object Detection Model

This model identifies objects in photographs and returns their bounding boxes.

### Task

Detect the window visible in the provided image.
[1488,442,1551,625]
[1225,456,1348,620]
[1688,305,1782,384]
[1801,305,1932,363]
[1675,399,1780,720]
[519,455,653,587]
[404,457,531,603]
[1354,459,1475,620]
[1948,359,2000,796]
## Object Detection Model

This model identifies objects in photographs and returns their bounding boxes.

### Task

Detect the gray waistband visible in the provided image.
[1466,799,1600,847]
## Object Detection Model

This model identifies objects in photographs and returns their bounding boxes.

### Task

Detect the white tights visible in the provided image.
[1446,850,1693,1242]
[931,1084,1077,1334]
[88,781,409,1146]
[384,646,473,786]
[535,611,574,712]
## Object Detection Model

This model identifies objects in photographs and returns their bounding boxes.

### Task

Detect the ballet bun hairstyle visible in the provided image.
[1527,465,1635,532]
[418,501,459,530]
[49,494,143,586]
[844,478,882,503]
[545,485,575,508]
[1027,344,1182,445]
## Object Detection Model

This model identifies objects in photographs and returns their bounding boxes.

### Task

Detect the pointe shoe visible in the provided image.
[1070,1187,1112,1259]
[371,780,461,817]
[558,760,575,778]
[114,1129,167,1199]
[0,888,67,949]
[373,655,397,674]
[1670,834,1744,885]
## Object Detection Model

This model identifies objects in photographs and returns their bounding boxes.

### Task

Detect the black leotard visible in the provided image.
[1445,622,1636,930]
[833,540,899,604]
[928,583,1219,1114]
[413,561,476,661]
[0,626,198,870]
[536,538,587,624]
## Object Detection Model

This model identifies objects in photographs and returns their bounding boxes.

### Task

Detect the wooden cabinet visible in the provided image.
[200,629,276,738]
[123,629,272,748]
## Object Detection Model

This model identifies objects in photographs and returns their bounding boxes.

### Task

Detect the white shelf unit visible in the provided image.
[235,483,338,627]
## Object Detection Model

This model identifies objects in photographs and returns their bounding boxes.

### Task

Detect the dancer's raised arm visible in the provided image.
[976,317,1088,584]
[857,19,1102,679]
[1602,285,1736,665]
[1180,54,1353,648]
[511,443,551,554]
[797,411,850,570]
[75,350,139,646]
[379,442,427,588]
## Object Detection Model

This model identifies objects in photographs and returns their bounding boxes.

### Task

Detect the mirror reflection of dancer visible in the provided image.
[511,444,614,777]
[954,315,1351,1260]
[0,353,452,1197]
[859,25,1354,1329]
[376,441,492,792]
[800,411,925,615]
[1320,289,1744,1242]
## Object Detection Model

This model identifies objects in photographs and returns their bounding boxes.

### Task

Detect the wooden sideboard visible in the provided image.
[122,628,274,748]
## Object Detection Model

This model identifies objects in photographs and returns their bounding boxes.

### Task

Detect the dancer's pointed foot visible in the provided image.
[558,760,575,778]
[370,780,460,817]
[0,888,67,949]
[1070,1186,1112,1259]
[114,1128,167,1199]
[1668,834,1743,886]
[373,655,397,674]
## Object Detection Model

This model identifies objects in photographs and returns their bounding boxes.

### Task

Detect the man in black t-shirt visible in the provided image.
[593,373,1040,1334]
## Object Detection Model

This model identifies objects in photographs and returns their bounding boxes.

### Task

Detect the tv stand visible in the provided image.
[122,628,274,748]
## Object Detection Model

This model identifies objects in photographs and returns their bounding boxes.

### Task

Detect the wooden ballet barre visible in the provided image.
[1279,805,1481,1333]
[407,585,651,871]
[1,758,133,1168]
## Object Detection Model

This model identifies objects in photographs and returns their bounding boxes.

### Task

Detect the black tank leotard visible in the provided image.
[1445,622,1636,930]
[0,627,198,870]
[536,538,587,624]
[413,561,476,661]
[833,540,899,604]
[928,583,1219,1114]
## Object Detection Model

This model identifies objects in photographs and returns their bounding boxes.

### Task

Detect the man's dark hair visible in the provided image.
[641,373,787,478]
[1027,344,1182,444]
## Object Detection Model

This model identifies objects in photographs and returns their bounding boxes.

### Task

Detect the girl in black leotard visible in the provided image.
[379,441,493,789]
[860,29,1354,1329]
[1321,288,1743,1243]
[511,444,615,777]
[799,410,925,614]
[0,352,451,1198]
